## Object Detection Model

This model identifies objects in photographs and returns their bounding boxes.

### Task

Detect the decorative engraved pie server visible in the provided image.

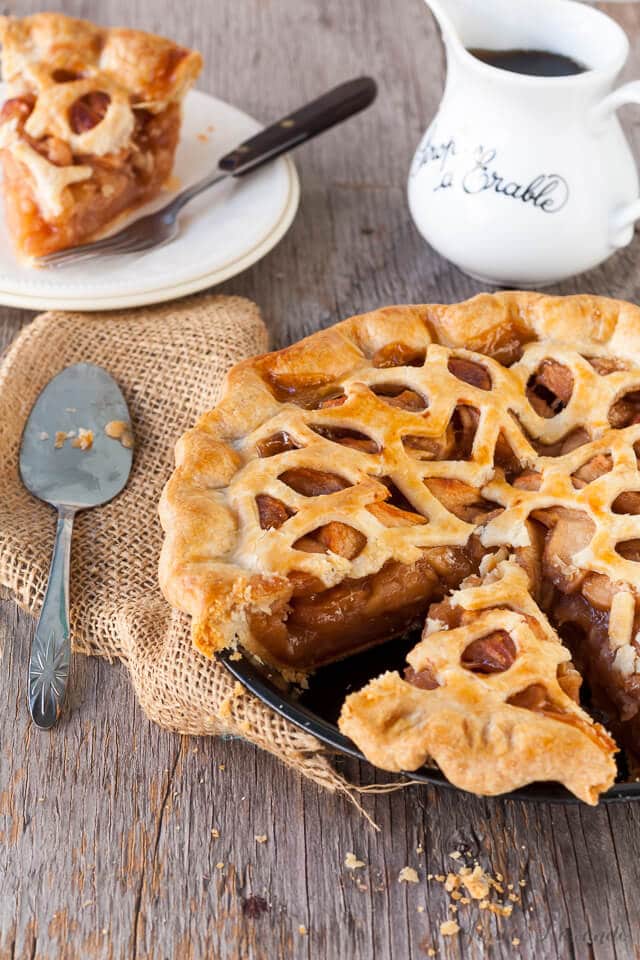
[19,363,133,729]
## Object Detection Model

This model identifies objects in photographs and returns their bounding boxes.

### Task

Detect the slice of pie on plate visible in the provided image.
[159,291,640,802]
[0,12,202,258]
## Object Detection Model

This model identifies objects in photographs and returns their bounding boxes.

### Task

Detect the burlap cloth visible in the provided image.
[0,293,360,800]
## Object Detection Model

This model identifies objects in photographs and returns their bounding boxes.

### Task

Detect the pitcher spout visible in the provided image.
[423,0,475,44]
[424,0,527,47]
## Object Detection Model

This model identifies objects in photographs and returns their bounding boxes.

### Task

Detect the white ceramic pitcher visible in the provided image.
[408,0,640,286]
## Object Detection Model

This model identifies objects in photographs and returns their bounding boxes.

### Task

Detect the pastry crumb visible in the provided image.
[512,937,520,946]
[345,852,366,870]
[417,905,425,913]
[426,949,436,958]
[398,866,419,884]
[298,925,307,936]
[449,851,461,860]
[255,834,267,844]
[416,843,424,854]
[54,430,71,448]
[38,431,49,441]
[215,862,224,870]
[229,651,242,661]
[71,427,93,450]
[439,919,460,937]
[104,419,134,449]
[211,828,219,838]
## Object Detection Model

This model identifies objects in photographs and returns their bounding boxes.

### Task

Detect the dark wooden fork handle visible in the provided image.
[218,76,377,176]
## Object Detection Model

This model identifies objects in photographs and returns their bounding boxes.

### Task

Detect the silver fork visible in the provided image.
[37,77,377,268]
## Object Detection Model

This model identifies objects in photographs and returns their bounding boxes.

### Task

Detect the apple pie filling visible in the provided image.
[237,334,640,757]
[159,294,640,798]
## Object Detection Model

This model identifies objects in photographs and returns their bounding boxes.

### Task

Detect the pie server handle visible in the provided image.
[27,506,75,729]
[217,76,378,176]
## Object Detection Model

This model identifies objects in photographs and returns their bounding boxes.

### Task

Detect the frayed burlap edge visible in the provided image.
[0,292,381,814]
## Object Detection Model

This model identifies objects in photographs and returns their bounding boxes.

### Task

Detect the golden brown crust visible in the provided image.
[0,13,202,107]
[159,291,640,799]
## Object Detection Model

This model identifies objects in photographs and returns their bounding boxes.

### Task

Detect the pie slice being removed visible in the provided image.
[159,291,640,802]
[339,556,617,804]
[0,12,202,258]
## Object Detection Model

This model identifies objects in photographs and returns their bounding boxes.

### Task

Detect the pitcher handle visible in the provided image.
[593,81,640,239]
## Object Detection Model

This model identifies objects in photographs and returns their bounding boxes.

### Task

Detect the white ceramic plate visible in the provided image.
[0,88,300,310]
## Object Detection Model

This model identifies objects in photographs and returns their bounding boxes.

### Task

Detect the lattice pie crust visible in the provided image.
[0,13,202,257]
[160,291,640,802]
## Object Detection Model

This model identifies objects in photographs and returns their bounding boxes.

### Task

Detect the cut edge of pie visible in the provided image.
[159,290,640,801]
[0,12,202,258]
[338,555,618,805]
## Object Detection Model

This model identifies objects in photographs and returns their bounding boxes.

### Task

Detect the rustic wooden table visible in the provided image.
[2,1,640,958]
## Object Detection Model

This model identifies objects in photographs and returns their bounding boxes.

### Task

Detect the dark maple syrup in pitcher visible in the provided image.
[467,47,587,77]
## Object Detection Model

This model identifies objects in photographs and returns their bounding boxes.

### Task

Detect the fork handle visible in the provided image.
[171,77,377,211]
[218,76,377,176]
[28,506,74,729]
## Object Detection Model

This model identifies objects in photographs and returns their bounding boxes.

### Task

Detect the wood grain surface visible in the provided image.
[2,1,640,958]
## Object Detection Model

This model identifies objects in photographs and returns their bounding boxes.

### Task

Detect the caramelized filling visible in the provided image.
[571,454,612,489]
[372,342,425,368]
[249,544,483,668]
[507,683,559,712]
[526,360,574,418]
[616,540,640,562]
[588,356,628,375]
[461,631,516,674]
[553,591,640,757]
[447,356,491,390]
[612,491,640,515]
[309,424,379,454]
[294,522,366,559]
[256,431,299,457]
[450,406,479,460]
[279,468,351,496]
[52,68,83,83]
[609,390,640,428]
[425,478,502,524]
[404,664,439,689]
[532,427,590,458]
[370,384,427,411]
[402,433,449,461]
[256,494,293,530]
[69,91,111,133]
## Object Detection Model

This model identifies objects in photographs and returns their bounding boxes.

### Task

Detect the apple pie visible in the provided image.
[0,12,202,258]
[160,291,640,802]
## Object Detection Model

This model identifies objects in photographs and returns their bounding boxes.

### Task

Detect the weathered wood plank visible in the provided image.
[2,0,640,958]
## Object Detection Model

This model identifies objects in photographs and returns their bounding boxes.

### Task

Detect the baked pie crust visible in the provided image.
[0,12,202,257]
[160,291,640,802]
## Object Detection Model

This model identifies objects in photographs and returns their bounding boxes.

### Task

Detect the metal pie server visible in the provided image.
[19,363,133,729]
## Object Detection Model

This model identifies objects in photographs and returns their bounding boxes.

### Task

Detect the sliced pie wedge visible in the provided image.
[339,558,617,804]
[0,12,202,258]
[159,290,640,802]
